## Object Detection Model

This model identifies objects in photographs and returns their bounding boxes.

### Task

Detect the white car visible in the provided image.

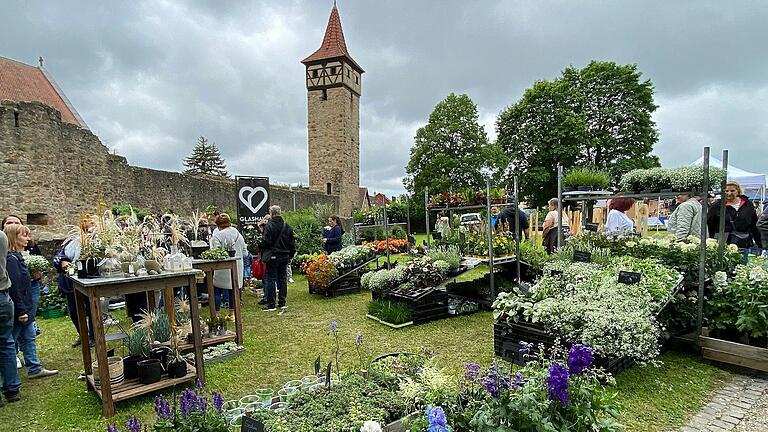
[459,213,482,226]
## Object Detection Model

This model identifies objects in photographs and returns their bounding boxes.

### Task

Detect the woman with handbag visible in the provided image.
[707,180,762,263]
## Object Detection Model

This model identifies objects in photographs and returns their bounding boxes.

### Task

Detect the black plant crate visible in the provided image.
[377,289,449,325]
[412,303,449,324]
[310,275,361,297]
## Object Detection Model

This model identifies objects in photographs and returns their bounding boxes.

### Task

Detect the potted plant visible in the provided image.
[166,326,188,378]
[124,327,150,380]
[490,187,505,204]
[563,167,610,192]
[137,358,163,384]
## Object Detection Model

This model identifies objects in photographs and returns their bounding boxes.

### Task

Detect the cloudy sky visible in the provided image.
[3,1,767,196]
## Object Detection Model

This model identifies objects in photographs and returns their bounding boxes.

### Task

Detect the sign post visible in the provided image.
[236,177,270,225]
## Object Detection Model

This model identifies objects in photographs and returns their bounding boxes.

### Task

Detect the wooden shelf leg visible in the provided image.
[74,289,92,378]
[90,288,114,417]
[206,270,216,319]
[188,275,205,383]
[230,262,243,345]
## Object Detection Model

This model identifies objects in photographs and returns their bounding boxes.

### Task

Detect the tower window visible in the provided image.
[330,67,336,75]
[14,112,19,127]
[321,89,328,100]
[347,69,350,78]
[326,183,332,195]
[312,70,318,78]
[26,213,49,225]
[355,76,359,84]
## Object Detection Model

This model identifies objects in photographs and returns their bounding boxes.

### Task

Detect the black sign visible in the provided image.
[326,362,332,389]
[550,270,563,277]
[618,271,641,285]
[573,251,592,263]
[241,415,265,432]
[314,356,321,375]
[585,223,599,232]
[236,176,270,225]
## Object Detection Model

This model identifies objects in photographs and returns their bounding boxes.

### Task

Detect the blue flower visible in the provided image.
[426,406,448,432]
[212,392,224,411]
[329,321,338,332]
[463,362,481,382]
[196,379,204,389]
[567,344,593,374]
[154,396,172,419]
[547,363,570,406]
[42,285,50,294]
[106,424,118,432]
[354,333,364,347]
[125,415,142,432]
[180,388,200,417]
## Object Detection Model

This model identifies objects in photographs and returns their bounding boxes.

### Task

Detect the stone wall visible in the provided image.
[0,100,339,241]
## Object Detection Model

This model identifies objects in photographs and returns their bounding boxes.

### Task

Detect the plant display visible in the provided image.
[365,239,409,255]
[304,255,338,290]
[126,327,150,358]
[618,165,727,192]
[708,263,768,346]
[152,310,172,344]
[425,245,463,270]
[363,266,409,292]
[465,232,516,257]
[367,299,413,324]
[563,167,611,189]
[200,247,229,260]
[328,245,374,269]
[294,253,320,274]
[26,255,51,274]
[517,241,547,272]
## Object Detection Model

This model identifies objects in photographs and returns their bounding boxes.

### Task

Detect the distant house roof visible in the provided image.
[301,5,364,73]
[0,56,88,129]
[358,187,371,208]
[372,193,391,206]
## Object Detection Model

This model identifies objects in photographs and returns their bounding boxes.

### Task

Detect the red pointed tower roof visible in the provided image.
[302,4,364,73]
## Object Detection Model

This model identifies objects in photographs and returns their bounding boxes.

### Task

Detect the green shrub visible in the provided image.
[111,204,151,221]
[283,208,323,255]
[563,167,610,189]
[367,299,412,324]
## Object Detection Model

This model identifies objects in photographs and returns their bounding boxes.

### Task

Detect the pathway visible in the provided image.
[680,373,768,432]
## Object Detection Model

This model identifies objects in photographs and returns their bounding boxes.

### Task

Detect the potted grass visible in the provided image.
[166,327,188,378]
[563,167,611,192]
[123,327,150,380]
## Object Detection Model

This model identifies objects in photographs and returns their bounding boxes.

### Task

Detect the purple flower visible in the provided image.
[126,415,142,432]
[154,396,172,419]
[463,362,481,382]
[107,424,118,432]
[512,371,527,388]
[426,406,448,432]
[212,392,224,411]
[180,388,200,417]
[355,333,364,347]
[482,363,510,398]
[198,396,208,412]
[547,363,570,406]
[329,321,338,332]
[567,344,593,374]
[196,379,204,389]
[518,340,534,355]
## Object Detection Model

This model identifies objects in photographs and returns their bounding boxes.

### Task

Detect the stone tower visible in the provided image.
[302,4,363,218]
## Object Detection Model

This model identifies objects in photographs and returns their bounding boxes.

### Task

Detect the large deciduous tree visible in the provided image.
[497,61,659,207]
[405,93,507,201]
[183,136,229,178]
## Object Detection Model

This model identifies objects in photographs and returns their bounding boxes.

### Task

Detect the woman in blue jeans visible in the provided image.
[0,230,21,405]
[3,224,58,381]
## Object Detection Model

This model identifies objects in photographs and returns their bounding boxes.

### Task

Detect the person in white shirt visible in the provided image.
[605,197,636,234]
[542,198,569,253]
[210,214,247,319]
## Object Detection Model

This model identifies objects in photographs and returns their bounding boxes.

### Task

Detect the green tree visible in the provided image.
[404,93,507,200]
[183,136,229,177]
[497,61,660,207]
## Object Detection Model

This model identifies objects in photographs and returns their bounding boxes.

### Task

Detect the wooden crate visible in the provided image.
[700,335,768,372]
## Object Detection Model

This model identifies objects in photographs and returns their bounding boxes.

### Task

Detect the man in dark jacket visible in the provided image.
[494,206,530,240]
[258,206,295,312]
[707,182,762,262]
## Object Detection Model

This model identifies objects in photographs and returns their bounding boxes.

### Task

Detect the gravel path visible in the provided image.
[679,373,768,432]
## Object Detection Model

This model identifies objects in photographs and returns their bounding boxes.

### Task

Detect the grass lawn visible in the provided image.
[1,264,730,432]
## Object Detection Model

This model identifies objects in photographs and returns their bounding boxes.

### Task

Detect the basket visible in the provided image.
[92,356,124,389]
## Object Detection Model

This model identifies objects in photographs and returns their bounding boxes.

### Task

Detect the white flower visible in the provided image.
[361,420,382,432]
[626,241,637,248]
[727,244,739,252]
[749,268,766,282]
[714,271,728,286]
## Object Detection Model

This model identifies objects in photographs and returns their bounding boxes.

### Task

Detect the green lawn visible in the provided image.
[1,267,730,432]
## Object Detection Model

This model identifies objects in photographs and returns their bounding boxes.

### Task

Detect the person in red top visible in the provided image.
[707,180,762,263]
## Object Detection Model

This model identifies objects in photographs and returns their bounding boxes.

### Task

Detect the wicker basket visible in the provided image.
[92,356,125,389]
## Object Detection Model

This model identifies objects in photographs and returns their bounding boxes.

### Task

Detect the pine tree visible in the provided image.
[183,136,229,177]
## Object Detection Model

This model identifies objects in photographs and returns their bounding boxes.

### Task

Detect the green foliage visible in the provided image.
[708,264,768,339]
[391,225,407,240]
[183,136,229,177]
[283,208,324,255]
[497,61,659,207]
[367,299,413,324]
[405,93,508,202]
[618,166,727,192]
[200,248,229,260]
[153,310,172,343]
[311,203,336,224]
[426,245,462,270]
[563,167,611,189]
[111,204,151,222]
[127,327,150,358]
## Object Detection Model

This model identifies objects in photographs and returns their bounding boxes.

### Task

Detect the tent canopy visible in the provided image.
[690,156,766,189]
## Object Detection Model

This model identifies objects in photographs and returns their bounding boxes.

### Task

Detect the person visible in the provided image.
[1,230,21,405]
[52,220,94,348]
[758,203,768,257]
[3,224,58,382]
[321,215,344,254]
[259,206,295,312]
[256,217,272,305]
[541,198,569,254]
[605,197,636,234]
[707,180,762,263]
[495,206,530,240]
[2,215,42,337]
[667,194,702,241]
[210,214,247,319]
[434,213,449,240]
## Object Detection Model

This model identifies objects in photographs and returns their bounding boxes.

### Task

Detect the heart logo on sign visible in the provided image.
[239,186,268,215]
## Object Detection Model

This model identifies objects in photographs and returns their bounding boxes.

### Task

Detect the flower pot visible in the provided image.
[269,402,288,412]
[85,258,100,277]
[278,387,296,403]
[166,359,188,378]
[41,306,65,319]
[144,259,162,273]
[120,262,137,276]
[225,407,245,420]
[301,375,317,385]
[229,415,243,432]
[577,186,593,192]
[76,260,89,278]
[137,358,162,384]
[254,388,274,407]
[92,356,124,389]
[223,400,240,412]
[122,355,146,380]
[283,379,302,390]
[150,346,171,372]
[239,394,261,407]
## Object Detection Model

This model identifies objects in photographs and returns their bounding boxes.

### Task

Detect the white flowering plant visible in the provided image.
[708,263,768,342]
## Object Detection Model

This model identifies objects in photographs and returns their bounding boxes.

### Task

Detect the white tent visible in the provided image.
[690,156,766,202]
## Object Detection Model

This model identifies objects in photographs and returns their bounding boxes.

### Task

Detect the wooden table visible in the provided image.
[70,270,204,417]
[192,258,243,346]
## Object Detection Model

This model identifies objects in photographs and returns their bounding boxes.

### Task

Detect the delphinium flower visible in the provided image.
[512,371,526,388]
[329,321,338,334]
[180,388,200,417]
[426,406,449,432]
[482,362,510,398]
[212,392,224,411]
[567,344,594,374]
[154,396,172,419]
[328,321,341,375]
[196,378,204,389]
[547,363,570,406]
[355,333,364,346]
[198,396,208,412]
[463,362,481,383]
[107,424,118,432]
[126,415,142,432]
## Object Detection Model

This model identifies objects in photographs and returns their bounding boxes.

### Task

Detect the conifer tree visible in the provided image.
[183,136,229,177]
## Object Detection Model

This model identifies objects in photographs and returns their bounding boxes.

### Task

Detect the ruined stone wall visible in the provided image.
[0,100,338,241]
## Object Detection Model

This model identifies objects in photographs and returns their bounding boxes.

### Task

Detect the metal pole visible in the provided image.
[486,177,495,300]
[717,150,729,257]
[696,146,710,341]
[406,196,411,237]
[424,187,431,247]
[514,176,521,285]
[557,165,563,248]
[384,204,391,266]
